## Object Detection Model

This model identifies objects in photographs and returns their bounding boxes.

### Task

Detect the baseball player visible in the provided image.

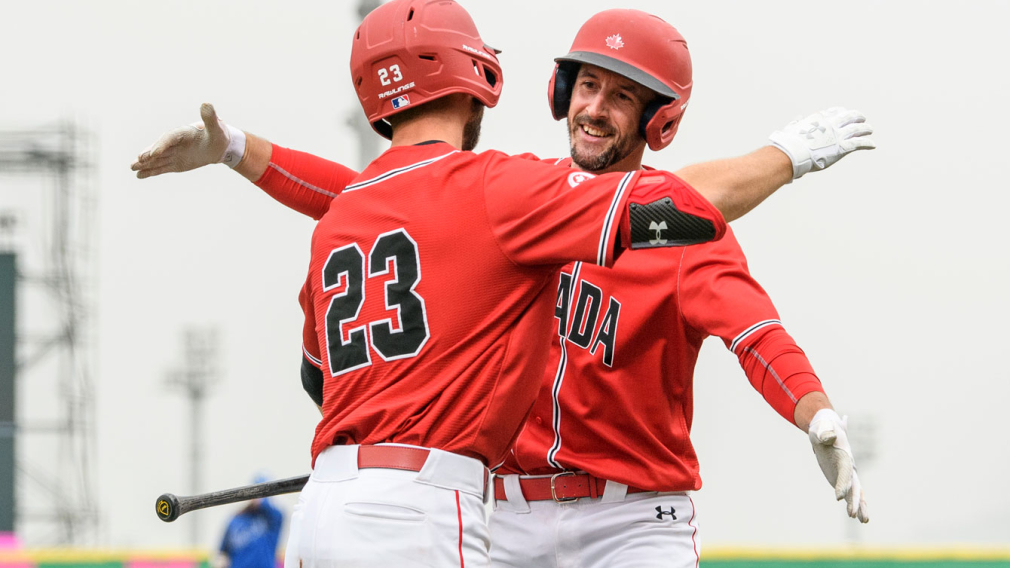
[130,1,783,566]
[132,4,873,567]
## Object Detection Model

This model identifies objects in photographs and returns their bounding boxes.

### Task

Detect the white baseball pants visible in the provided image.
[489,477,700,568]
[284,444,490,568]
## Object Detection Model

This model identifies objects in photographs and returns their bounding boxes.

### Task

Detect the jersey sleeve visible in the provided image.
[254,144,360,220]
[299,277,325,406]
[679,229,823,424]
[481,152,726,268]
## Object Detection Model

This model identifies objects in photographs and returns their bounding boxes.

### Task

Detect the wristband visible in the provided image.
[808,408,843,432]
[768,131,811,180]
[221,125,247,169]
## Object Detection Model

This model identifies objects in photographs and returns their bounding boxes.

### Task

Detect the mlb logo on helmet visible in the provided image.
[392,95,411,109]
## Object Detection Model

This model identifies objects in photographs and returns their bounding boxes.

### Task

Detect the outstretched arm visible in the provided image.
[676,107,875,222]
[678,232,869,523]
[132,104,357,219]
[676,146,792,222]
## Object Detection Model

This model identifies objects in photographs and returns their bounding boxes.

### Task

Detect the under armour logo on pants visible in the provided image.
[655,506,676,520]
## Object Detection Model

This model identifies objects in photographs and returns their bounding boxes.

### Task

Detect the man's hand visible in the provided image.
[808,408,869,523]
[769,107,875,180]
[131,103,245,178]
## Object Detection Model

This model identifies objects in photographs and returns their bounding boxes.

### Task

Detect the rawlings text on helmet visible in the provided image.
[378,82,416,100]
[461,44,493,59]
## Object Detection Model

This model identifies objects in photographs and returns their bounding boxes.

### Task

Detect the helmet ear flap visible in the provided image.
[373,119,394,140]
[548,62,578,121]
[640,96,685,151]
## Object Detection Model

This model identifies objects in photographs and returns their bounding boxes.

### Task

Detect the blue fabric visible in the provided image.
[219,499,284,568]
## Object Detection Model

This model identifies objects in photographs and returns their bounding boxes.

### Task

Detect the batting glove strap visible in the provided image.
[220,124,247,169]
[191,121,246,168]
[769,107,875,181]
[768,129,814,180]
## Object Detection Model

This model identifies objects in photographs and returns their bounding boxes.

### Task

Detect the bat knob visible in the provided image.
[156,493,180,522]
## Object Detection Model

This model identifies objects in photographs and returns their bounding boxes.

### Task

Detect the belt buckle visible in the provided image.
[550,471,578,503]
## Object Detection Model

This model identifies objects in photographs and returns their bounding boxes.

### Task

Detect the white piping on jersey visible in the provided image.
[597,172,634,266]
[267,163,340,198]
[343,151,459,192]
[741,346,798,404]
[729,319,782,353]
[302,344,323,368]
[547,261,583,469]
[552,157,566,165]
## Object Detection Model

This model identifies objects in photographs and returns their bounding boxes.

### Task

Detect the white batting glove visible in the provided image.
[131,103,246,179]
[808,408,869,523]
[769,107,875,180]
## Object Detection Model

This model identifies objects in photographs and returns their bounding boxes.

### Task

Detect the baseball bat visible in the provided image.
[155,474,309,522]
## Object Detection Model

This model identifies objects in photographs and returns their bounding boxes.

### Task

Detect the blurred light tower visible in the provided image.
[0,123,99,545]
[346,0,385,170]
[166,327,220,546]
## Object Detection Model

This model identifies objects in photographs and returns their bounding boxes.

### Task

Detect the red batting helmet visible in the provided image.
[350,0,504,139]
[548,9,692,151]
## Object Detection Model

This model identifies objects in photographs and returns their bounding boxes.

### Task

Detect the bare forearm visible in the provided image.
[234,132,273,182]
[794,391,832,432]
[675,146,792,222]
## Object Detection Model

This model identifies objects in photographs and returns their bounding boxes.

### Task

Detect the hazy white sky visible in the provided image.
[2,0,1009,550]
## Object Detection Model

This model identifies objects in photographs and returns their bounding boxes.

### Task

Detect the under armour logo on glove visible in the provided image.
[655,506,676,520]
[800,121,828,140]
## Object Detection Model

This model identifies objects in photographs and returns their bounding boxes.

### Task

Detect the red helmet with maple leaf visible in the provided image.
[548,9,692,151]
[350,0,503,140]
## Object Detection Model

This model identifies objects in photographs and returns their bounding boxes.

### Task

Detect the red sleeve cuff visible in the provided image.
[736,326,824,425]
[254,144,357,220]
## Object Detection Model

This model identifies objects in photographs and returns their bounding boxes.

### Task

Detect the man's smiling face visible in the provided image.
[567,64,653,174]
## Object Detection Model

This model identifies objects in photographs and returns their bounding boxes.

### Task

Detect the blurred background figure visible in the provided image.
[213,474,284,568]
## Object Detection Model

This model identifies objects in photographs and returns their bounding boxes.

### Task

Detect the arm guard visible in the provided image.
[619,171,725,250]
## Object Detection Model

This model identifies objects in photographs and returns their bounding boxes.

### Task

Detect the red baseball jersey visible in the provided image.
[293,143,726,467]
[495,223,824,490]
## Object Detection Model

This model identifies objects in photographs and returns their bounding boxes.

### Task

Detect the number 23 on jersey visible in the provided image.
[322,229,430,376]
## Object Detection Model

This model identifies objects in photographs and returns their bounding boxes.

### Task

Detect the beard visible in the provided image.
[462,99,484,152]
[567,113,639,173]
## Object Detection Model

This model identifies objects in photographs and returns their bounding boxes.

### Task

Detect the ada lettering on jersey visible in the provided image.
[554,271,621,367]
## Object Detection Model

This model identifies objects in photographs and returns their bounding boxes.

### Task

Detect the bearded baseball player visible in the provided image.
[133,3,873,567]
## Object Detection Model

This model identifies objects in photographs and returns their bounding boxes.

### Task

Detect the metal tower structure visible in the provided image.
[0,122,99,544]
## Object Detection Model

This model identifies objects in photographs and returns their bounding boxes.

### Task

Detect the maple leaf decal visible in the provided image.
[606,34,624,50]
